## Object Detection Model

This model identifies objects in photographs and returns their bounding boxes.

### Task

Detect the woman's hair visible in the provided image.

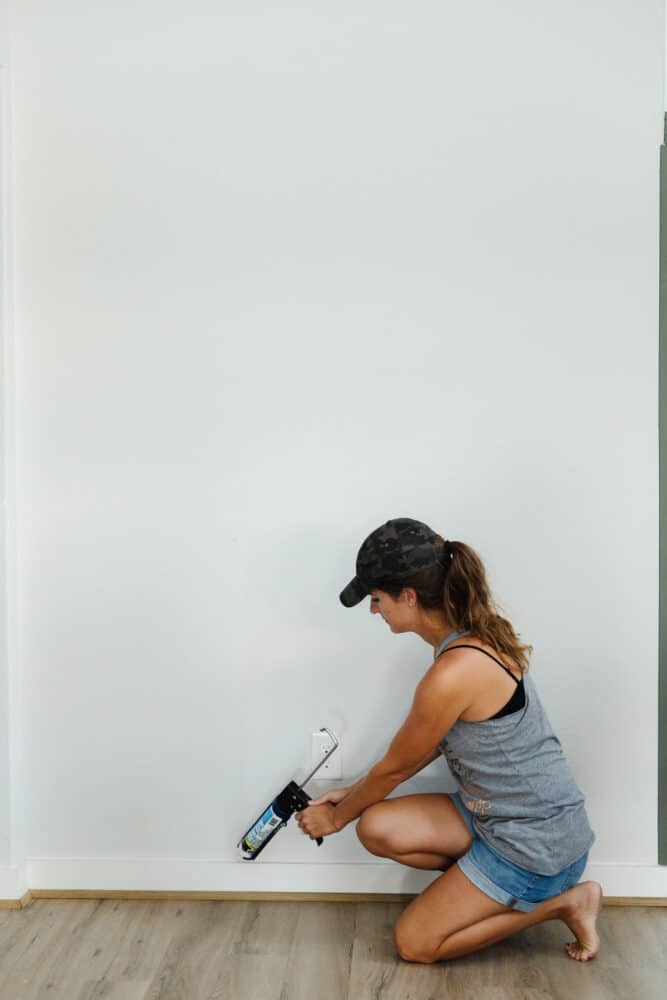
[378,536,533,672]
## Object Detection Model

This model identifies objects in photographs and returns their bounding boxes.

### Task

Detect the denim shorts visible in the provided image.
[449,792,590,913]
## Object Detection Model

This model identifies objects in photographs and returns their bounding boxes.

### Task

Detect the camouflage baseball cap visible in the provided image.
[339,517,446,608]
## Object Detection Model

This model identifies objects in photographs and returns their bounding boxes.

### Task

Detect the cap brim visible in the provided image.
[339,576,369,608]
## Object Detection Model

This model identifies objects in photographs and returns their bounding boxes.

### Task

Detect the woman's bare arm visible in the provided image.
[331,747,441,814]
[397,746,441,783]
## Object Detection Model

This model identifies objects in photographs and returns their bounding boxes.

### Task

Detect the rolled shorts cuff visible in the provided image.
[456,852,541,913]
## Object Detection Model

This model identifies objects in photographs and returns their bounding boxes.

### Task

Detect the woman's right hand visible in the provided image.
[308,786,351,806]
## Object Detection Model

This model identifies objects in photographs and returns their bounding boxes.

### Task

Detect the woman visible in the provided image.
[296,516,603,964]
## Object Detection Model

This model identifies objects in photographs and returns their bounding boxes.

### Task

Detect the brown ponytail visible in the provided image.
[379,536,533,672]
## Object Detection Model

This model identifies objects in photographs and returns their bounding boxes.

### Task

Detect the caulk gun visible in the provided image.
[237,727,340,861]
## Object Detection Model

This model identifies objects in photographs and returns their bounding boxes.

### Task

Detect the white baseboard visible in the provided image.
[2,859,667,903]
[0,863,28,901]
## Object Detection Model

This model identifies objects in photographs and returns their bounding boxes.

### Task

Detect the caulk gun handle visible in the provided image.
[292,783,324,846]
[294,799,323,846]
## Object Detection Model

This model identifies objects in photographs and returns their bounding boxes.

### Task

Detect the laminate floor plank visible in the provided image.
[0,898,664,1000]
[194,955,289,1000]
[140,900,241,1000]
[29,900,153,1000]
[346,901,402,999]
[278,902,356,1000]
[0,899,100,999]
[43,900,173,1000]
[75,979,152,1000]
[228,901,303,956]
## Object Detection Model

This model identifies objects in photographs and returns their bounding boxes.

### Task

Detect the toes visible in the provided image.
[564,942,588,961]
[564,944,595,962]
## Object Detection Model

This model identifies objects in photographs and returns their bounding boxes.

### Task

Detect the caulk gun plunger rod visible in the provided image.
[297,727,339,790]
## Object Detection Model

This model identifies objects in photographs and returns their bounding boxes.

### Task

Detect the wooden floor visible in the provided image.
[0,898,665,1000]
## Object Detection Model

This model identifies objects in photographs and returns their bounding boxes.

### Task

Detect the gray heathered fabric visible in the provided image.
[436,630,596,876]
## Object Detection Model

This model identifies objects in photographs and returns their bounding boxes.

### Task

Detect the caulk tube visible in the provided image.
[238,782,322,860]
[240,796,291,858]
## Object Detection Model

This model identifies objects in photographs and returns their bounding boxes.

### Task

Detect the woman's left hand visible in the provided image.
[295,803,339,839]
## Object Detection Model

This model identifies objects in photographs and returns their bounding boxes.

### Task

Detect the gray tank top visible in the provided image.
[435,630,596,875]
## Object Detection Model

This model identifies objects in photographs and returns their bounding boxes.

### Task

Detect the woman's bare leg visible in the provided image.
[379,848,457,871]
[372,840,602,962]
[433,880,603,962]
[356,797,602,963]
[356,794,473,876]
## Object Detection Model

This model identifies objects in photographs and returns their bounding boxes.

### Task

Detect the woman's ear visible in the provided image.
[402,587,417,607]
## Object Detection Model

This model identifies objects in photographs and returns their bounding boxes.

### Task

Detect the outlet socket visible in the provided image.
[311,731,341,779]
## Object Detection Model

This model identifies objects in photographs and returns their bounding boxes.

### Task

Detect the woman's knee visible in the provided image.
[393,923,435,964]
[356,803,389,848]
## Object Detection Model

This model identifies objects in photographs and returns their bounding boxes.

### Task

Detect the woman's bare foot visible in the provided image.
[559,881,603,961]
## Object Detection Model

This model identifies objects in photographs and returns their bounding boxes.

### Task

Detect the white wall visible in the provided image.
[0,24,7,867]
[0,0,20,893]
[1,0,664,896]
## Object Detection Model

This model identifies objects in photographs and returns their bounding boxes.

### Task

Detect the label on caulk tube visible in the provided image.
[244,804,283,850]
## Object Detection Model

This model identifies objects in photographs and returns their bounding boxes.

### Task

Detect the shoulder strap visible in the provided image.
[440,644,522,684]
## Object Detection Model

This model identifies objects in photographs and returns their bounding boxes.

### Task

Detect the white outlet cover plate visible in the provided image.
[311,731,342,779]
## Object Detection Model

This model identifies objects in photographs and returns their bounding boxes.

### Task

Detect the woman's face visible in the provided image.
[369,588,414,632]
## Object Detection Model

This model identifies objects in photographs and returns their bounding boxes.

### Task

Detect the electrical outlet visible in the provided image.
[311,731,341,779]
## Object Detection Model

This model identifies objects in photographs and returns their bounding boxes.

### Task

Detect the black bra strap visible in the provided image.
[440,644,522,685]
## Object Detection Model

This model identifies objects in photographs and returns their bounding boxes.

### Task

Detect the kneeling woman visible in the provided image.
[296,516,602,964]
